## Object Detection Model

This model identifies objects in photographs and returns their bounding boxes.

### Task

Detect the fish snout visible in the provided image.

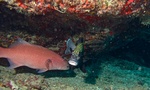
[61,60,69,70]
[66,64,70,70]
[65,61,70,70]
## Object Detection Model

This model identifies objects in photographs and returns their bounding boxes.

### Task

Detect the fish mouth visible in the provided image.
[68,60,78,66]
[59,64,69,70]
[65,63,70,70]
[61,67,69,70]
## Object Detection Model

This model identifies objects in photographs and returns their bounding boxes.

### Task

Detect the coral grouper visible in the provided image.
[0,38,69,73]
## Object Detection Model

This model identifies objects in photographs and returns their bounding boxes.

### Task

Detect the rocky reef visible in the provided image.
[0,0,150,89]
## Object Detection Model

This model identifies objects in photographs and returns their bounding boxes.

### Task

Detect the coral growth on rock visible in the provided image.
[1,0,148,16]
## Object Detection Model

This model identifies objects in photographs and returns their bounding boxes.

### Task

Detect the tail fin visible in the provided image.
[0,47,7,58]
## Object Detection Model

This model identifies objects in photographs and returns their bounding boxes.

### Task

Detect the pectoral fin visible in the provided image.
[45,59,52,70]
[37,59,52,73]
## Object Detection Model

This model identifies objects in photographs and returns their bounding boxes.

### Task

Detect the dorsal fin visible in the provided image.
[9,38,30,48]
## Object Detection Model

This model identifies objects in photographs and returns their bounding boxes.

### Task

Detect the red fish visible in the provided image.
[0,38,69,73]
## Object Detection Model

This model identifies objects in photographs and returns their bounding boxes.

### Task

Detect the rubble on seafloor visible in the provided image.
[0,55,150,90]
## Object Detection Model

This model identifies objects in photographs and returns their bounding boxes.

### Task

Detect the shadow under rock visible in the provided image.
[0,58,10,67]
[15,67,76,78]
[109,38,150,68]
[0,58,76,77]
[83,53,103,84]
[41,69,76,78]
